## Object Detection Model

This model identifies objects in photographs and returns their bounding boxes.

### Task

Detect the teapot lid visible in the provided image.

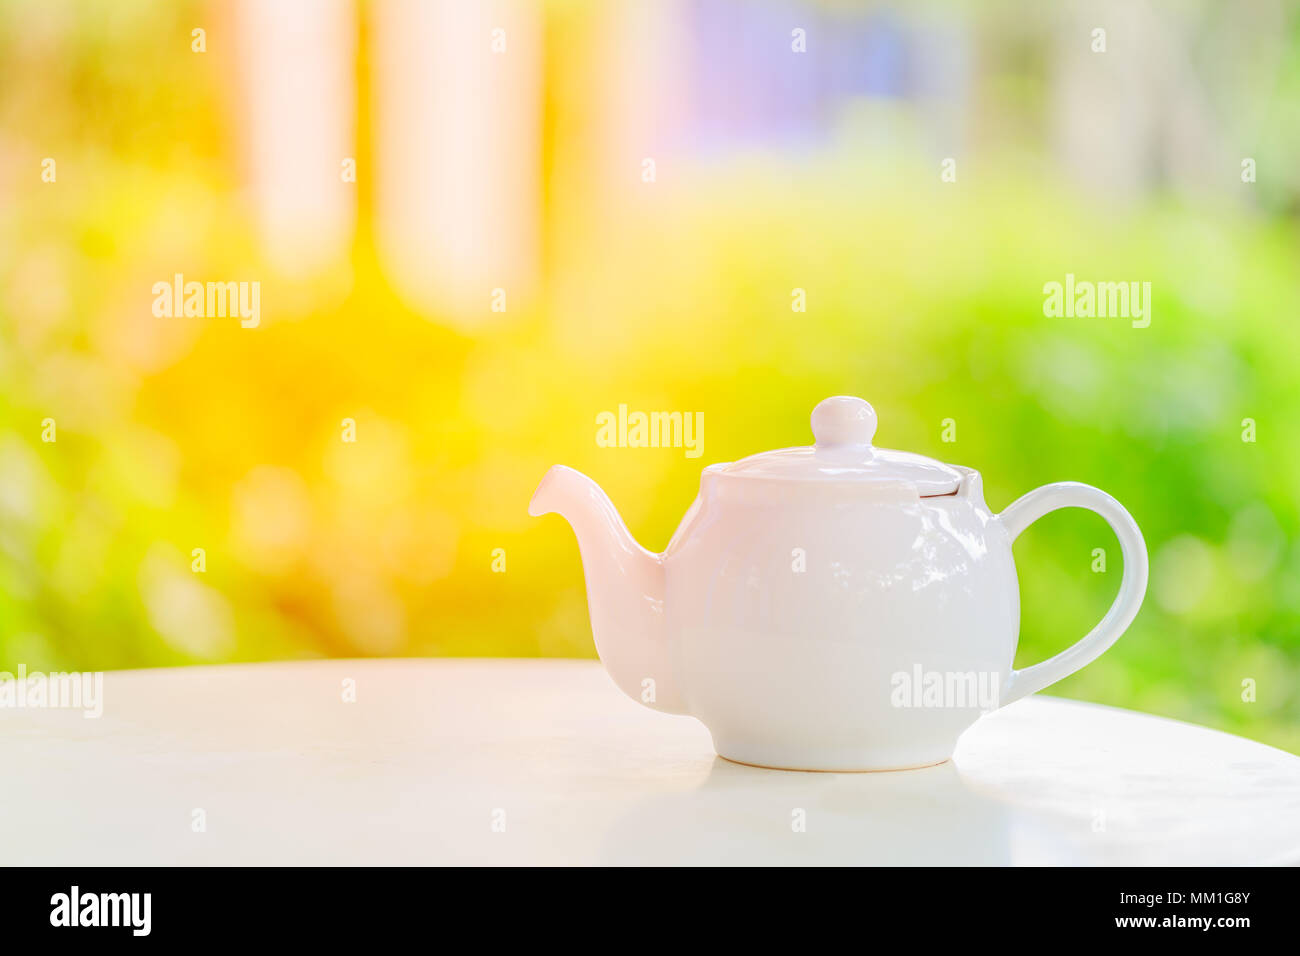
[712,396,962,496]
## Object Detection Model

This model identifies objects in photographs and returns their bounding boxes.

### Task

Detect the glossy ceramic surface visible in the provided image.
[530,396,1148,771]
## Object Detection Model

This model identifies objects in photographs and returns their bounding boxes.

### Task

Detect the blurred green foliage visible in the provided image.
[0,1,1297,755]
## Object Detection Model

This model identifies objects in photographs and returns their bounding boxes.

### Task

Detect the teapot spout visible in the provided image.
[529,465,686,714]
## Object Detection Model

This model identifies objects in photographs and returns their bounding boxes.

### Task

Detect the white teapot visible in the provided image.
[530,396,1147,771]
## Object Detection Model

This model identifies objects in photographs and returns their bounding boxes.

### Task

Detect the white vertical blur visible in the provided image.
[236,0,357,277]
[1050,1,1229,200]
[372,0,542,326]
[598,1,687,200]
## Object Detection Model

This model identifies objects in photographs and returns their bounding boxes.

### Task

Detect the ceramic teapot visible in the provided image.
[529,396,1147,771]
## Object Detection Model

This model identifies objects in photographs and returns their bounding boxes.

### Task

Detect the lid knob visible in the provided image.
[811,396,877,448]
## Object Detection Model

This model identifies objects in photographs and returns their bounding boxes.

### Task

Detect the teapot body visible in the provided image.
[663,467,1018,771]
[530,396,1148,773]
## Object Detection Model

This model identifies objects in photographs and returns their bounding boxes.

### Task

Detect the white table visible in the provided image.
[2,659,1297,865]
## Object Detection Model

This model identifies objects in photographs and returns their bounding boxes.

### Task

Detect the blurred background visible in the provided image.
[0,0,1297,751]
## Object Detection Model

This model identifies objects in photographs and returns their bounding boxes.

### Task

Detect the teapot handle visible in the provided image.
[996,482,1148,705]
